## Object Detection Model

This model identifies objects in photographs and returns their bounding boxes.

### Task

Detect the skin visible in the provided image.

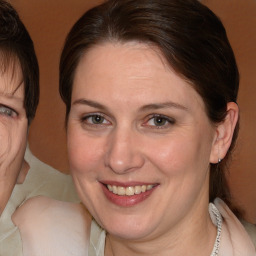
[0,61,28,216]
[68,42,238,255]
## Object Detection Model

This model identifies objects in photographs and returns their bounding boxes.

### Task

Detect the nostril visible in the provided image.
[104,131,145,174]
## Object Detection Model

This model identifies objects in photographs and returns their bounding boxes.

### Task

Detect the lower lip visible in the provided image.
[101,184,157,207]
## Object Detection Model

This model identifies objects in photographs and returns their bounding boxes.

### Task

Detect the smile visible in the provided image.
[106,184,154,196]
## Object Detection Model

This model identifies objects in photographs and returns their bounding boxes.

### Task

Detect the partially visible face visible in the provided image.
[68,42,217,241]
[0,61,28,216]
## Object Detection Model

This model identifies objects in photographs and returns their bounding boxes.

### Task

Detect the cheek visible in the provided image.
[0,123,10,157]
[67,128,104,177]
[0,120,27,209]
[0,121,27,166]
[146,132,211,177]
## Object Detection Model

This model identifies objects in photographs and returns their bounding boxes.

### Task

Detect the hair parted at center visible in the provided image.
[59,0,240,214]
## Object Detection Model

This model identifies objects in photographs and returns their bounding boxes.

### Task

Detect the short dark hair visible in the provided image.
[0,0,39,124]
[59,0,239,212]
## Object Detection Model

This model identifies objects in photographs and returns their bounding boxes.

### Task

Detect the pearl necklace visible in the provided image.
[209,203,222,256]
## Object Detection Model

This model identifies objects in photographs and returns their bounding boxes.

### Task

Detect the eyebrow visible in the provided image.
[0,91,24,102]
[139,102,188,112]
[73,99,188,112]
[72,99,108,110]
[0,79,24,100]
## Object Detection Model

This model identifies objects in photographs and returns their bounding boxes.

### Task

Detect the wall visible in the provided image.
[11,0,256,222]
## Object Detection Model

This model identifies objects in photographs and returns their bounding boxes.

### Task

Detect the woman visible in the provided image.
[0,1,78,255]
[14,0,256,255]
[0,1,39,254]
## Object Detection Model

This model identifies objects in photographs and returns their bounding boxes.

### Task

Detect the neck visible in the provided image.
[105,204,217,256]
[16,160,29,184]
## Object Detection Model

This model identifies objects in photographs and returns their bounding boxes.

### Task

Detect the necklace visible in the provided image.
[209,203,222,256]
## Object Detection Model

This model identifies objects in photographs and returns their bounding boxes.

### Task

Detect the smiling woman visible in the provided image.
[0,0,39,217]
[0,0,38,253]
[0,1,80,255]
[68,42,221,240]
[13,0,255,255]
[0,56,28,215]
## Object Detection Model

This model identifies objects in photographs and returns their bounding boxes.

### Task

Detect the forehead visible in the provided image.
[74,42,188,92]
[79,41,169,74]
[74,42,175,92]
[72,42,205,111]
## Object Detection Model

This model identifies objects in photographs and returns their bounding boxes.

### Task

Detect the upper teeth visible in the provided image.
[107,184,154,196]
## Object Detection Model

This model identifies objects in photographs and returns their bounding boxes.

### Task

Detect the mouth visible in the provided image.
[100,181,159,207]
[106,184,155,196]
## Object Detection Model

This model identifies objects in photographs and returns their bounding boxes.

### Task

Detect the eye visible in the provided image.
[150,116,168,126]
[0,104,17,118]
[144,115,175,128]
[81,114,110,125]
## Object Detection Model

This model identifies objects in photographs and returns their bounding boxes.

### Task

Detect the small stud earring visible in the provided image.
[217,141,221,163]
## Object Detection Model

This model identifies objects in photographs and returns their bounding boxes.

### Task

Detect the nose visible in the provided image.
[104,128,145,174]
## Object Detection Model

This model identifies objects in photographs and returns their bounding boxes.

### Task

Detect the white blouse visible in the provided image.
[14,197,256,256]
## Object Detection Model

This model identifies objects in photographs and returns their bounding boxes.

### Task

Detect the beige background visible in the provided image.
[10,0,256,222]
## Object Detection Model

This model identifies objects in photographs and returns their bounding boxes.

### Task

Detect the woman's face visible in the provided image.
[68,42,218,240]
[0,62,28,215]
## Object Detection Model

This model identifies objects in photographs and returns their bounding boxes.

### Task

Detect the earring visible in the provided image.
[217,141,221,163]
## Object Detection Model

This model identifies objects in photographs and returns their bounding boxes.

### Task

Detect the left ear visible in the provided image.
[210,102,239,164]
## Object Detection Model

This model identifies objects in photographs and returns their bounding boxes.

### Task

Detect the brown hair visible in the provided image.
[59,0,239,211]
[0,0,39,124]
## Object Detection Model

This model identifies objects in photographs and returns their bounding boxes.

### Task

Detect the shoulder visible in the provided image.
[12,196,90,225]
[213,198,256,255]
[241,220,256,248]
[24,148,80,202]
[12,196,92,256]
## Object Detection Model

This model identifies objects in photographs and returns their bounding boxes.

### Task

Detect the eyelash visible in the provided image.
[80,113,175,129]
[0,104,18,118]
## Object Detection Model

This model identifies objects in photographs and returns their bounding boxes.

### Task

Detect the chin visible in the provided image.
[98,212,158,240]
